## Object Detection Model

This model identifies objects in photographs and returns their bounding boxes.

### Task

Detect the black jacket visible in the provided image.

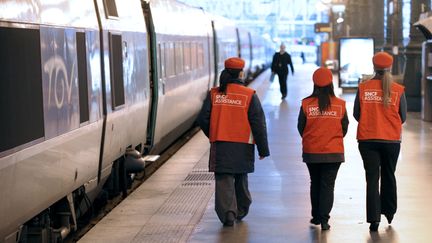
[197,82,270,173]
[271,52,294,74]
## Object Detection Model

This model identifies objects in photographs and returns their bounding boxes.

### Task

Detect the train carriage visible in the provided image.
[210,15,238,87]
[236,27,253,81]
[250,32,270,77]
[143,0,213,155]
[0,0,104,241]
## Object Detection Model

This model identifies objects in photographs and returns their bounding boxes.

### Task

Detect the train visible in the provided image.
[0,0,273,242]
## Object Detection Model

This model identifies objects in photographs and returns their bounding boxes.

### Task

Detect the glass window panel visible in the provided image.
[197,43,204,69]
[0,27,44,153]
[191,42,197,70]
[109,33,125,108]
[166,42,175,77]
[76,32,90,123]
[175,42,183,74]
[183,42,191,72]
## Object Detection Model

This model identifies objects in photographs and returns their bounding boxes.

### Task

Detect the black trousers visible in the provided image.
[306,162,341,223]
[214,173,252,223]
[358,142,400,223]
[276,71,288,97]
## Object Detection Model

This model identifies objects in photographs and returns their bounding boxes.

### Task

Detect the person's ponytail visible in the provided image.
[218,69,241,93]
[382,70,392,107]
[374,69,392,107]
[317,85,334,112]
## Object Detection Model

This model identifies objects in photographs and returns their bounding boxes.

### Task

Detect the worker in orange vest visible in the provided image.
[297,67,349,230]
[354,51,407,231]
[197,57,270,226]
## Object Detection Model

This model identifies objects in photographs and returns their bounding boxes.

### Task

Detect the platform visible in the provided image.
[79,64,432,243]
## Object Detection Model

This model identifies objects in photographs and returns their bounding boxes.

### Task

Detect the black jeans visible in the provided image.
[358,142,400,223]
[306,162,341,223]
[214,173,252,223]
[276,71,288,97]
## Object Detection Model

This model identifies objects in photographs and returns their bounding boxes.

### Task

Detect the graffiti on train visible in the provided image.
[43,55,77,109]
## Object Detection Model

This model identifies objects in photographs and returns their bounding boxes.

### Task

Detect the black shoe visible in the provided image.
[281,95,287,99]
[223,212,235,226]
[236,212,247,221]
[224,220,234,227]
[236,207,249,221]
[321,222,331,230]
[369,222,379,231]
[310,218,320,225]
[384,214,394,224]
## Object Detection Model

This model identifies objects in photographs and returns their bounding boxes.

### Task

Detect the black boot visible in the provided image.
[237,208,249,221]
[384,214,394,224]
[310,218,320,225]
[321,221,331,230]
[223,212,235,227]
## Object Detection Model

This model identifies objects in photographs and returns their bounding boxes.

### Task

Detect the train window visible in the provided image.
[109,33,125,108]
[219,42,235,67]
[103,0,119,18]
[218,43,225,65]
[224,45,231,63]
[197,43,204,69]
[158,43,165,79]
[191,42,197,70]
[76,32,90,123]
[166,42,175,77]
[174,42,183,74]
[183,42,191,72]
[0,27,44,153]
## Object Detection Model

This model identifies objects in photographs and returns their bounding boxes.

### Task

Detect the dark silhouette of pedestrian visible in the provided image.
[271,43,294,99]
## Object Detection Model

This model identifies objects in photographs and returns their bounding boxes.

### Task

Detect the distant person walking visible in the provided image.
[197,57,270,227]
[271,43,294,99]
[354,52,407,232]
[301,51,306,64]
[297,67,348,230]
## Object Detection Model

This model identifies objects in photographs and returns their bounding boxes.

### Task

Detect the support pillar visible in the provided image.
[345,0,385,51]
[383,0,405,77]
[403,1,429,111]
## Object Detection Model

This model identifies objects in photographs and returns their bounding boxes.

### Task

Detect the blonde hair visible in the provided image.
[374,69,392,107]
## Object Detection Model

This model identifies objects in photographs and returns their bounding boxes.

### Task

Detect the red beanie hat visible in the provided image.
[224,57,245,70]
[373,52,393,69]
[312,67,333,87]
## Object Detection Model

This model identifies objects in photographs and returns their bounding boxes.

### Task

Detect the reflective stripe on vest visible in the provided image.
[357,79,404,141]
[209,84,255,144]
[301,96,346,154]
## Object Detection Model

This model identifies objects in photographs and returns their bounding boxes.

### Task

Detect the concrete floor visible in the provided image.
[80,64,432,243]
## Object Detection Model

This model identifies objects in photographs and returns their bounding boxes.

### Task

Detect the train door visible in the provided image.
[142,0,158,154]
[211,20,219,87]
[93,0,151,188]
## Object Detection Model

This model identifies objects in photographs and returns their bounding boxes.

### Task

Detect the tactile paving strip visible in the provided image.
[190,168,209,173]
[132,153,214,243]
[181,181,212,187]
[158,186,213,215]
[184,173,214,181]
[132,225,194,243]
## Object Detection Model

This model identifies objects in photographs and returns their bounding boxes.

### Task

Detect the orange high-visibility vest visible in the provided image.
[209,83,255,144]
[301,96,346,154]
[357,79,404,141]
